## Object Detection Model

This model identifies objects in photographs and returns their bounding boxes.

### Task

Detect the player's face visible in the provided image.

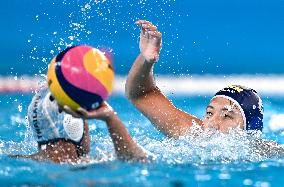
[202,97,244,133]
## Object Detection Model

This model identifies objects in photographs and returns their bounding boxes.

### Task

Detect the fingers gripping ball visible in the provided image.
[47,45,114,111]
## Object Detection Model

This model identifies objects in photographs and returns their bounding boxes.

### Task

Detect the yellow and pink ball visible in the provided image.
[47,45,114,111]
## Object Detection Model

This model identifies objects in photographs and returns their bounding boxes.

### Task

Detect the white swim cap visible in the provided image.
[28,89,84,144]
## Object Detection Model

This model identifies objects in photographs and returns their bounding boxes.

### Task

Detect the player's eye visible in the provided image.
[206,111,213,117]
[223,113,233,119]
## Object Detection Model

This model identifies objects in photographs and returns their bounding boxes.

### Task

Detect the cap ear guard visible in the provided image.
[63,114,84,142]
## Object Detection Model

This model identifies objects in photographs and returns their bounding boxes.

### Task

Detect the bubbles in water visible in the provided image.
[243,179,254,185]
[219,173,231,180]
[195,174,212,181]
[0,143,3,155]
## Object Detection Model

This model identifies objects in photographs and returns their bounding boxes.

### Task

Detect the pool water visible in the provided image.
[0,93,284,186]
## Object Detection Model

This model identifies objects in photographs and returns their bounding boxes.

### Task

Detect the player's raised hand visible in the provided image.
[135,20,162,63]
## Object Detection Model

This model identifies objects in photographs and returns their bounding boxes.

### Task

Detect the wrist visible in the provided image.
[104,111,117,123]
[140,53,157,64]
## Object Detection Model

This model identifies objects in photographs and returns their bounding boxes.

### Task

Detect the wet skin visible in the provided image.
[203,97,244,133]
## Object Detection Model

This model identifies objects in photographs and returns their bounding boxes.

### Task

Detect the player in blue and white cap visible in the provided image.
[26,89,90,162]
[125,20,264,138]
[212,85,263,131]
[15,88,149,163]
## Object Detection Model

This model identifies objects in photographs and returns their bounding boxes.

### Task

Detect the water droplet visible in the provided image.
[18,104,22,112]
[68,36,75,40]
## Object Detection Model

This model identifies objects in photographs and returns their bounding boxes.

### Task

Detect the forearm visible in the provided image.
[125,54,199,138]
[125,54,157,99]
[106,114,148,161]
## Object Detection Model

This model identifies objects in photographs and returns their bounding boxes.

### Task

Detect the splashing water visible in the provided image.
[25,0,184,75]
[1,94,284,186]
[5,112,283,165]
[138,124,284,165]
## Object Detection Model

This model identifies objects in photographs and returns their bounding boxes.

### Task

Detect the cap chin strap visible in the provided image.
[211,95,247,130]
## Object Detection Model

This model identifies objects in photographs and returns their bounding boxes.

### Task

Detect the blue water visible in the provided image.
[1,93,284,186]
[1,0,284,185]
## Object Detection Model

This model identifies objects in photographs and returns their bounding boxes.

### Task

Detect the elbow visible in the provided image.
[124,84,131,100]
[124,84,140,103]
[124,80,132,99]
[125,84,158,101]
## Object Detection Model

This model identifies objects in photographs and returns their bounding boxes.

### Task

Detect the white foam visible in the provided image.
[0,76,43,93]
[137,126,281,164]
[1,74,284,96]
[269,114,284,132]
[114,74,284,96]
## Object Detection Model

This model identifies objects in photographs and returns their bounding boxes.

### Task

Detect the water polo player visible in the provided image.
[22,88,90,163]
[125,20,264,137]
[15,88,149,163]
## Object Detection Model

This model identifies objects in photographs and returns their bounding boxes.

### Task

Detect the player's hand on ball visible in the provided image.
[61,105,82,118]
[65,102,115,121]
[135,20,162,63]
[59,99,115,121]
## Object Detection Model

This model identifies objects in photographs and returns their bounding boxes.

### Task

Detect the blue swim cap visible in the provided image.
[213,85,264,131]
[27,89,84,146]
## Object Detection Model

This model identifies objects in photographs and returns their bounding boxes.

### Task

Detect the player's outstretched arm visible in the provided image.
[125,20,202,138]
